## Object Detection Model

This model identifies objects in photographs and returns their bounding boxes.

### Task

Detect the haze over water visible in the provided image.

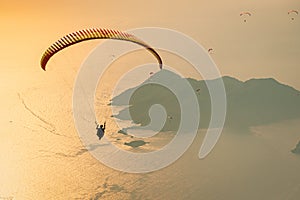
[1,0,300,199]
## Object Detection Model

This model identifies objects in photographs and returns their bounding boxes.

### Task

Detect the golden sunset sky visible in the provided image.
[0,0,300,84]
[0,0,299,87]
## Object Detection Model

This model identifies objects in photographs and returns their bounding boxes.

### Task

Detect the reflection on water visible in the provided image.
[2,121,300,199]
[1,69,300,199]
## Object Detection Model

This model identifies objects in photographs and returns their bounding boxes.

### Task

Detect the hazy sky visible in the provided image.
[1,0,299,88]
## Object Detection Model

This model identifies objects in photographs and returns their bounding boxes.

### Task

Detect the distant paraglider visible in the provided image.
[240,11,252,22]
[208,48,213,54]
[288,10,298,20]
[40,28,163,70]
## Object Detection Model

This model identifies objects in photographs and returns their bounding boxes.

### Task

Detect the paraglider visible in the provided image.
[288,10,298,20]
[40,28,163,70]
[240,12,252,22]
[95,121,106,140]
[208,48,213,54]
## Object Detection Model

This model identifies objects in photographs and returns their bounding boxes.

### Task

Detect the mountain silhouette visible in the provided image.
[110,70,300,132]
[292,141,300,154]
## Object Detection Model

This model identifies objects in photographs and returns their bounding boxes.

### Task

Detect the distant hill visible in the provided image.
[292,141,300,154]
[110,69,300,132]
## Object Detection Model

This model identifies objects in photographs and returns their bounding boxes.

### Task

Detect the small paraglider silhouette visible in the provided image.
[288,10,298,20]
[240,12,252,22]
[208,48,213,54]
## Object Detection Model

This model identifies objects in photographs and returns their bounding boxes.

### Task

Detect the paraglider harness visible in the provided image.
[96,121,106,140]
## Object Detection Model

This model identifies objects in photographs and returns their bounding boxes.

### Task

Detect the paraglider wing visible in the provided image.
[208,48,213,53]
[41,28,163,70]
[240,11,252,16]
[288,10,298,15]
